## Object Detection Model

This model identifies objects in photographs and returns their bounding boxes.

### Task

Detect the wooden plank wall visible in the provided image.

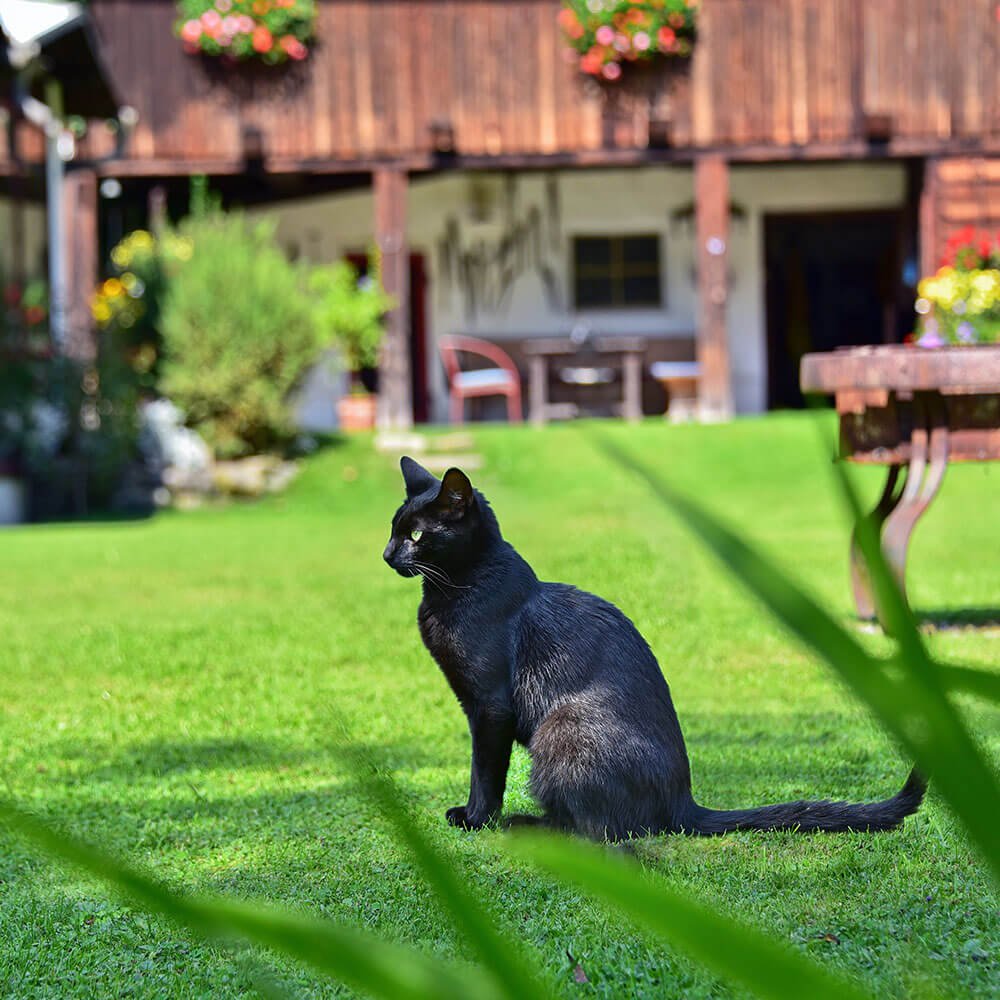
[4,0,1000,173]
[926,157,1000,270]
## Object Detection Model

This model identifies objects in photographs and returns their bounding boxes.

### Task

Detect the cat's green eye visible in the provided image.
[410,529,423,542]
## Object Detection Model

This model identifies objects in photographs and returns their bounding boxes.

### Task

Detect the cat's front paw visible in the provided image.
[446,805,487,830]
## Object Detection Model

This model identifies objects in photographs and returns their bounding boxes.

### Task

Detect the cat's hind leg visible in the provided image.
[527,699,664,841]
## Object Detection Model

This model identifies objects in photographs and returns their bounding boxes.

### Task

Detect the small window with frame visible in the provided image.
[572,234,663,309]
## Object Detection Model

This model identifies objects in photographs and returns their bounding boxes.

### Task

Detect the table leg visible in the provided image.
[850,464,905,621]
[530,356,548,427]
[622,352,642,423]
[880,394,949,617]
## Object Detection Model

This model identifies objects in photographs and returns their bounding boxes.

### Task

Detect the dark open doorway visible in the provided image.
[764,210,903,409]
[347,252,430,424]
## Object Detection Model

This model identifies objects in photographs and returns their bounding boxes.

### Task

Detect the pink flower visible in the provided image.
[595,25,614,45]
[200,9,221,29]
[633,31,650,50]
[602,62,622,80]
[238,15,255,32]
[216,0,232,10]
[279,35,308,60]
[180,19,202,43]
[222,15,239,34]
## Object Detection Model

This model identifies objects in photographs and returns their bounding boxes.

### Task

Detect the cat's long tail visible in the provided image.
[685,768,926,835]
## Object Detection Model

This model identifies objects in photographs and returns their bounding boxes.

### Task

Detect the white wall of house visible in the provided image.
[0,197,47,281]
[256,161,906,421]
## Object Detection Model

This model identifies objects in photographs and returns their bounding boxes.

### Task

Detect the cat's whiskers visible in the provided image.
[413,566,448,596]
[412,560,470,592]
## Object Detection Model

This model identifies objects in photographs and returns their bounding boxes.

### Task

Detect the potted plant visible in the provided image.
[913,226,1000,346]
[559,0,699,83]
[175,0,315,66]
[308,258,394,432]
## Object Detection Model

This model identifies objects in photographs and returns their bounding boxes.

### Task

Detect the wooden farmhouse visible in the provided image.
[4,0,1000,426]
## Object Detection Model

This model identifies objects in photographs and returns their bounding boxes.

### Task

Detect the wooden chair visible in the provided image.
[438,335,523,424]
[650,360,701,422]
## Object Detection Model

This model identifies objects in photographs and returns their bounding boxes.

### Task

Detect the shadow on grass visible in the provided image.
[913,607,1000,631]
[42,736,444,785]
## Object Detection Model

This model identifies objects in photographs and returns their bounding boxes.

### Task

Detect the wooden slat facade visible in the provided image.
[6,0,1000,174]
[924,157,1000,271]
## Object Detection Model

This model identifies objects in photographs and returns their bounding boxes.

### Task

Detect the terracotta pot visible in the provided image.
[337,394,377,432]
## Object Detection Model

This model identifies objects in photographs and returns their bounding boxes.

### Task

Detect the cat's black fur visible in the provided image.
[383,457,926,840]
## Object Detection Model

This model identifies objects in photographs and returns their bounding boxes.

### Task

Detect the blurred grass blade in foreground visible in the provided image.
[511,834,872,1000]
[0,799,506,1000]
[591,431,1000,884]
[335,743,548,1000]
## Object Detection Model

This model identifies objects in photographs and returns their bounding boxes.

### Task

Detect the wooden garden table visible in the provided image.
[800,345,1000,621]
[524,336,646,425]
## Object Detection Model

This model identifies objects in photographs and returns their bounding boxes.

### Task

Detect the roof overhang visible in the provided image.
[0,0,121,119]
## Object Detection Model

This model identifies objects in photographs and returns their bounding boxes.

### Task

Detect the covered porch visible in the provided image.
[217,156,918,427]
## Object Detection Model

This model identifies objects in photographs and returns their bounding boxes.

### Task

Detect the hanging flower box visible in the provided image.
[559,0,699,82]
[175,0,316,66]
[913,227,1000,347]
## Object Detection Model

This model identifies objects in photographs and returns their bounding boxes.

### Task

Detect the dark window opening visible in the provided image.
[573,235,662,309]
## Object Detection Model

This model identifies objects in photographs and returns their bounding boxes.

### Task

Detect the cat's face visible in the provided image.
[382,457,478,578]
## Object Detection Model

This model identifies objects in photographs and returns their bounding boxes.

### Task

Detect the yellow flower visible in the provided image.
[102,278,123,297]
[972,271,997,293]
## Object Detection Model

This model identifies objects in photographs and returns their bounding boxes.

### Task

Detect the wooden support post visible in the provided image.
[63,168,99,362]
[622,349,642,422]
[148,184,168,233]
[694,155,733,420]
[373,166,412,429]
[529,354,548,426]
[918,157,939,282]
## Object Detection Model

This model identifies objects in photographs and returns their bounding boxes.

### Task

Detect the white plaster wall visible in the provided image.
[0,197,47,281]
[253,162,906,420]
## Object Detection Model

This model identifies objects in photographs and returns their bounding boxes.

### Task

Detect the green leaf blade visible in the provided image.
[0,800,503,1000]
[512,833,873,1000]
[590,432,1000,885]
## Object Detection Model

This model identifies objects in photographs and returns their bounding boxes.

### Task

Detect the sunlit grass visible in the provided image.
[1,413,997,997]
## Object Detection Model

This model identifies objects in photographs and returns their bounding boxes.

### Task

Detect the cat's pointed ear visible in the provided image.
[400,456,438,499]
[435,467,474,517]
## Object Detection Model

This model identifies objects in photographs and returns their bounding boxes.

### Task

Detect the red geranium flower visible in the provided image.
[252,25,273,52]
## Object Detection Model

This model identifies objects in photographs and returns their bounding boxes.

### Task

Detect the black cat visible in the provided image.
[383,456,926,840]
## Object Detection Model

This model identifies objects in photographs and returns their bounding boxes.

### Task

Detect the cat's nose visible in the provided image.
[382,540,397,565]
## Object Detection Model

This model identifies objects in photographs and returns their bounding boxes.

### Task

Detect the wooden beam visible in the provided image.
[51,136,1000,181]
[694,154,733,420]
[373,166,412,429]
[63,168,99,362]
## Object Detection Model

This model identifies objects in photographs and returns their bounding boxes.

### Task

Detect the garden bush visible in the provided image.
[158,214,327,458]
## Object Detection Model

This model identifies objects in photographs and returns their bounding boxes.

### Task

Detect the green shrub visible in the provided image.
[158,214,327,458]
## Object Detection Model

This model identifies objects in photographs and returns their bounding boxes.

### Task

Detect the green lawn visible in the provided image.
[0,413,997,998]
